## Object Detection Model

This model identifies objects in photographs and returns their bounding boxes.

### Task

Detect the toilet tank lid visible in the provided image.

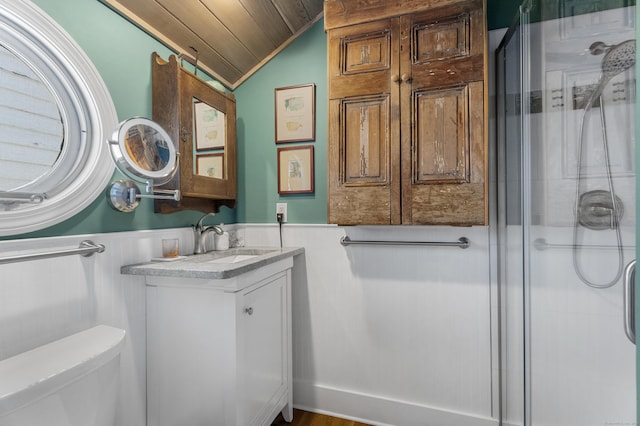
[0,325,126,416]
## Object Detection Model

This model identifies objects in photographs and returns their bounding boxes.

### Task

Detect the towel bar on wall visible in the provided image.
[0,240,105,265]
[340,236,470,249]
[534,238,634,250]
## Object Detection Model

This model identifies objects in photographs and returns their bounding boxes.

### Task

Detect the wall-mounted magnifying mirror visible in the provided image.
[107,117,180,212]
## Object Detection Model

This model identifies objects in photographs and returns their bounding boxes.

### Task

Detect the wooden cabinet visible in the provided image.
[151,53,237,214]
[145,260,293,426]
[326,0,487,225]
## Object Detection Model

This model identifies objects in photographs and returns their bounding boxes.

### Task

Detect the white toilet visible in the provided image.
[0,325,126,426]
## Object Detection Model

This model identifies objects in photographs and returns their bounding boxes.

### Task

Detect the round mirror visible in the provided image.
[109,117,177,185]
[0,0,116,236]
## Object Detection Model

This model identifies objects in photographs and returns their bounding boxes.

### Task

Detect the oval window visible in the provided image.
[0,0,116,235]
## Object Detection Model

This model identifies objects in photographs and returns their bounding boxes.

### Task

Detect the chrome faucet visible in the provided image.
[193,213,224,254]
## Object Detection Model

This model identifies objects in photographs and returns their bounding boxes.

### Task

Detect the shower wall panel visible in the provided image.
[498,4,636,426]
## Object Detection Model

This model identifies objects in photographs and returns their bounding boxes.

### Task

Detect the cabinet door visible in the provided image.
[400,0,487,225]
[240,274,288,425]
[152,53,237,214]
[327,19,402,225]
[327,0,487,226]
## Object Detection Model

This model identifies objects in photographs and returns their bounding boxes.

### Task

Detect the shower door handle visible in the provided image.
[623,259,636,344]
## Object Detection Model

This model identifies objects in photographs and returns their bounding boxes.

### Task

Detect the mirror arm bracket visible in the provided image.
[140,182,181,202]
[107,180,180,212]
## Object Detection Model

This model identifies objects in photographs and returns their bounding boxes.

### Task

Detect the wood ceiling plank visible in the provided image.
[100,0,241,86]
[236,0,293,46]
[270,0,312,33]
[199,0,279,59]
[157,0,258,72]
[100,0,325,88]
[300,0,323,19]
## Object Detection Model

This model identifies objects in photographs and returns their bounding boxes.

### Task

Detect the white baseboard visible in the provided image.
[293,380,498,426]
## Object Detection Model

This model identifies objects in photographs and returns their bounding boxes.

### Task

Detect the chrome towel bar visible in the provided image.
[340,236,470,249]
[0,240,105,265]
[534,238,634,250]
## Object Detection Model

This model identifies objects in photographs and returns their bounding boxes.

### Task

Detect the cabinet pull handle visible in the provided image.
[391,74,400,83]
[244,307,253,315]
[401,73,412,83]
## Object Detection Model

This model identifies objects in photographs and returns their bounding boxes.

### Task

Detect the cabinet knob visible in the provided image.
[401,73,412,83]
[391,74,400,83]
[180,127,189,142]
[244,307,253,315]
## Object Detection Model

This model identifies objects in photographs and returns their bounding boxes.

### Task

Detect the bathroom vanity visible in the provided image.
[121,247,303,426]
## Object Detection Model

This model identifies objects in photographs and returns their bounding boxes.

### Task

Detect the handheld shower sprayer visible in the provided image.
[573,39,635,288]
[584,39,635,110]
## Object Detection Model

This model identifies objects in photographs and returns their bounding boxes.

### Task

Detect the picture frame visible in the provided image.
[196,153,224,179]
[277,145,314,194]
[275,84,315,143]
[193,100,226,151]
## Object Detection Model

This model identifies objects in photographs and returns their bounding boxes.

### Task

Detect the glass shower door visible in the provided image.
[496,1,637,425]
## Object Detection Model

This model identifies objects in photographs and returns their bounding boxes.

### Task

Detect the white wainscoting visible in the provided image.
[0,228,193,426]
[0,224,496,426]
[245,224,497,426]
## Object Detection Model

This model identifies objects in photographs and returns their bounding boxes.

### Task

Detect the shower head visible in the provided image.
[601,39,635,80]
[582,39,635,111]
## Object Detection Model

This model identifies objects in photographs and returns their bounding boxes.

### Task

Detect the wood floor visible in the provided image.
[272,409,372,426]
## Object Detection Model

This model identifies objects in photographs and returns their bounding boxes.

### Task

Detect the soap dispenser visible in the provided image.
[214,224,229,250]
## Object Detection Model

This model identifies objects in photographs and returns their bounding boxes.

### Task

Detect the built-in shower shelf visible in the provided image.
[508,78,635,114]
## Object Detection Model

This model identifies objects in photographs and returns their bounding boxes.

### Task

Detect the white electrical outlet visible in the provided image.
[276,203,288,223]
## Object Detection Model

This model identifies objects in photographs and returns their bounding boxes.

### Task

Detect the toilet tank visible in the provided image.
[0,325,126,426]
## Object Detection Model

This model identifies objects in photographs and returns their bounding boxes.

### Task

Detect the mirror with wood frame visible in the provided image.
[151,52,237,214]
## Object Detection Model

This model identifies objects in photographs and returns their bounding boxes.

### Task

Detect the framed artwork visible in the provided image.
[275,84,315,143]
[194,101,226,150]
[277,145,314,194]
[196,153,224,179]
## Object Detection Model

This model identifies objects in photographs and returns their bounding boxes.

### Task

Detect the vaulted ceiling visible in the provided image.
[99,0,325,89]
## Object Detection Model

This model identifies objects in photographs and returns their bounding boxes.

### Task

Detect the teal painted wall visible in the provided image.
[5,0,634,236]
[488,0,521,30]
[234,21,327,224]
[4,0,640,419]
[3,0,235,240]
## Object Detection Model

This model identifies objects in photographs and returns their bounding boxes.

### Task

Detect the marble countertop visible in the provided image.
[121,246,304,280]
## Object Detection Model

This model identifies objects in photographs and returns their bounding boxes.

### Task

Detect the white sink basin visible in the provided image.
[207,254,258,264]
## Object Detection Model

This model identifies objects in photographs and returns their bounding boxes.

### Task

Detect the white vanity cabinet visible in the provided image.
[144,257,294,426]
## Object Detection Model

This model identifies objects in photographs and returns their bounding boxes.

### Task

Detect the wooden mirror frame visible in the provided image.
[151,53,237,214]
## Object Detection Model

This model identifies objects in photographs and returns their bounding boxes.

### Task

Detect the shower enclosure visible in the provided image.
[496,1,636,425]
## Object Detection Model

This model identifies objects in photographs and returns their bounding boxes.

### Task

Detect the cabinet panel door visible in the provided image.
[328,97,401,225]
[343,96,390,185]
[403,80,485,225]
[328,19,401,225]
[413,85,469,184]
[406,0,485,90]
[328,19,397,99]
[241,275,287,425]
[400,0,487,225]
